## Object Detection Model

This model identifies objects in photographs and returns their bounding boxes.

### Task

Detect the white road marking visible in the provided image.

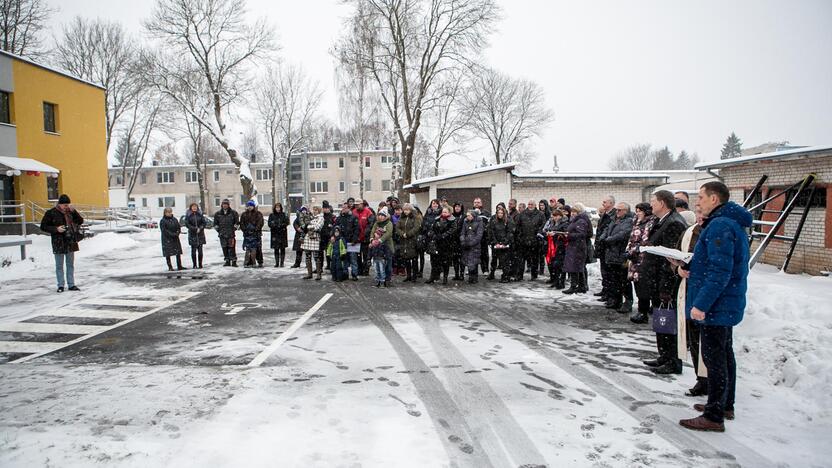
[44,309,143,320]
[0,341,64,354]
[0,322,108,335]
[6,291,202,364]
[247,293,333,367]
[79,298,169,308]
[221,302,262,316]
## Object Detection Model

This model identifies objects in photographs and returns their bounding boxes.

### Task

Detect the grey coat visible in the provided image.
[601,212,634,266]
[459,216,484,269]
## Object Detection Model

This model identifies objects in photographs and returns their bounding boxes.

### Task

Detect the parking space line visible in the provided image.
[79,298,170,308]
[42,309,144,320]
[247,293,333,367]
[0,322,108,335]
[7,291,202,364]
[0,341,64,354]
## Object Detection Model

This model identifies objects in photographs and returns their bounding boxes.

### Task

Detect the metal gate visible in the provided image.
[436,188,492,212]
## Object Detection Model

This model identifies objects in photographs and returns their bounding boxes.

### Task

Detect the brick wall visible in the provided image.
[511,181,651,210]
[721,152,831,275]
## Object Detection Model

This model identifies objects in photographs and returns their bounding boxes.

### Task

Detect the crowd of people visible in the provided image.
[42,180,750,434]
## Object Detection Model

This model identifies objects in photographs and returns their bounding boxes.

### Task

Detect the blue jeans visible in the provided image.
[331,254,347,281]
[347,252,359,278]
[373,258,386,283]
[55,252,75,288]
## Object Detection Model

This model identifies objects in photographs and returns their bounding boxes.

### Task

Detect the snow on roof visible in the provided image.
[289,149,395,156]
[404,162,517,189]
[0,50,105,90]
[0,156,60,174]
[696,144,832,170]
[515,171,671,179]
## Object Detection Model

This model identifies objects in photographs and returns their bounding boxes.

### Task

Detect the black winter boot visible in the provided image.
[562,273,580,294]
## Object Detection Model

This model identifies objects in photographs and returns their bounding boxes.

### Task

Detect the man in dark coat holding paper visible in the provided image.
[640,190,688,375]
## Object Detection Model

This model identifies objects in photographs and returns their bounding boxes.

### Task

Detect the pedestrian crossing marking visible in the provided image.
[0,322,109,335]
[3,291,201,364]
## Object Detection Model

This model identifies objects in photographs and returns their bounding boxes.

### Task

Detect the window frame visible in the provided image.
[213,170,220,182]
[157,171,175,184]
[310,181,329,194]
[46,176,59,201]
[185,171,199,183]
[0,90,11,125]
[308,157,328,170]
[43,101,58,133]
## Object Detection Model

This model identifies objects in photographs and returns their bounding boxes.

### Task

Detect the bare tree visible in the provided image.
[340,0,500,196]
[255,62,321,206]
[333,0,386,199]
[608,143,653,171]
[0,0,53,58]
[422,74,470,176]
[143,0,275,200]
[53,17,140,152]
[464,67,553,164]
[114,91,166,199]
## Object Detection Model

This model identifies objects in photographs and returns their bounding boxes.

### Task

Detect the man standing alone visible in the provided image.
[40,194,84,292]
[679,181,752,432]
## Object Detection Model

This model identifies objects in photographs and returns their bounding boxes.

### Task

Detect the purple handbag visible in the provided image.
[652,303,677,335]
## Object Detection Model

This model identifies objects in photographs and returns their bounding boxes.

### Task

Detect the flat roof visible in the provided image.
[404,162,517,189]
[515,171,671,179]
[695,144,832,170]
[0,50,105,90]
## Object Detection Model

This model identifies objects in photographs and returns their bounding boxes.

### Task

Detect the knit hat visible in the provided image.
[58,194,71,204]
[246,200,256,207]
[378,207,389,217]
[322,200,331,210]
[300,206,308,212]
[221,198,230,205]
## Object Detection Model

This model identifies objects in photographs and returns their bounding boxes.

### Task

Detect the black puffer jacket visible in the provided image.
[515,208,546,247]
[268,211,289,249]
[40,207,84,254]
[487,216,514,248]
[213,208,239,238]
[335,212,360,244]
[185,211,207,246]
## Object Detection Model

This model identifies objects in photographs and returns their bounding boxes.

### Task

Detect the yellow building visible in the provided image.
[0,50,108,219]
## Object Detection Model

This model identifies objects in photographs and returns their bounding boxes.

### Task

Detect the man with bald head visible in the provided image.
[594,194,617,300]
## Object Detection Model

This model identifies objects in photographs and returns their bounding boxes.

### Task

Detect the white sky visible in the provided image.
[47,0,832,172]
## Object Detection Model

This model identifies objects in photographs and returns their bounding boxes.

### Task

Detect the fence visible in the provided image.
[0,202,31,260]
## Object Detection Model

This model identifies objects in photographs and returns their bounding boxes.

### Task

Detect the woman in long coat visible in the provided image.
[451,202,465,280]
[185,203,207,268]
[419,200,442,278]
[395,203,422,282]
[425,206,456,285]
[459,209,484,283]
[627,202,656,324]
[563,203,591,294]
[268,202,290,267]
[291,207,307,268]
[160,207,184,271]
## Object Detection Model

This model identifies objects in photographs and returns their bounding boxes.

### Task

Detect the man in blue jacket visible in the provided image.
[679,181,752,432]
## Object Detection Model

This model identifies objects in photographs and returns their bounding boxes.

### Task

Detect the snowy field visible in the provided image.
[0,229,830,467]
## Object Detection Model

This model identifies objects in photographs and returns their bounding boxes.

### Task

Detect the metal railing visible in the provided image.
[0,202,30,260]
[26,201,155,231]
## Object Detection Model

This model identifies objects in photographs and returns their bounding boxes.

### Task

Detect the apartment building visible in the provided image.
[0,50,108,218]
[109,148,399,217]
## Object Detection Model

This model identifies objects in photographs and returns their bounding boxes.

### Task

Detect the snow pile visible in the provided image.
[736,265,832,418]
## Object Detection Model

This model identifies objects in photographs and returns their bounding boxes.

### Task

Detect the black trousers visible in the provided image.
[598,252,611,294]
[687,319,707,387]
[606,264,628,302]
[360,241,371,274]
[701,325,736,423]
[652,298,680,366]
[292,249,302,267]
[219,236,236,261]
[521,244,539,278]
[480,241,489,272]
[429,254,450,280]
[190,245,203,267]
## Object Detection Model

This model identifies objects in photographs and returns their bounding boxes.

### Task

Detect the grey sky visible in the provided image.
[48,0,832,171]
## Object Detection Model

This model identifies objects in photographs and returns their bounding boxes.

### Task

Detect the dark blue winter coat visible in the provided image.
[685,202,753,327]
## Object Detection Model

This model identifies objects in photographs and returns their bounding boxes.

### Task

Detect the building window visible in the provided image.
[0,91,11,124]
[364,157,371,168]
[214,196,221,207]
[213,170,220,182]
[309,157,328,170]
[157,171,175,184]
[43,102,57,133]
[339,157,345,169]
[381,179,391,191]
[257,193,273,206]
[185,171,199,183]
[140,172,147,184]
[256,168,273,180]
[157,196,175,208]
[339,181,346,193]
[47,176,59,201]
[351,180,359,186]
[364,179,372,191]
[350,155,358,162]
[142,198,148,208]
[226,169,234,174]
[781,186,827,209]
[381,155,394,167]
[310,181,328,193]
[114,174,124,186]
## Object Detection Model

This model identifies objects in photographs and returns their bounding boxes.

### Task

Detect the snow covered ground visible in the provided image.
[0,230,830,467]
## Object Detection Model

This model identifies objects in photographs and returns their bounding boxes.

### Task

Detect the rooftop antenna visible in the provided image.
[552,154,559,173]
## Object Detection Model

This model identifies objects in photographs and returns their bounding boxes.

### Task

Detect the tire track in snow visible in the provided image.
[335,284,494,468]
[437,291,774,468]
